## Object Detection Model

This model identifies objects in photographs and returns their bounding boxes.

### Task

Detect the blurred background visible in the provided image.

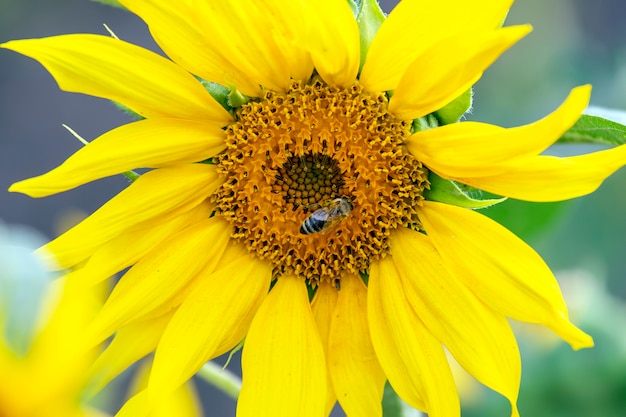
[0,0,625,416]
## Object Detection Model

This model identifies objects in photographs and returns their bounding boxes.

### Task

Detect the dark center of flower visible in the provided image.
[214,79,429,285]
[274,153,344,211]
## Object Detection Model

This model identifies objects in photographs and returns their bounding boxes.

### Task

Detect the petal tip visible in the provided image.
[8,179,31,195]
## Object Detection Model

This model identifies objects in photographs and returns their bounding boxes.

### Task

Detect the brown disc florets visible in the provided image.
[214,79,429,284]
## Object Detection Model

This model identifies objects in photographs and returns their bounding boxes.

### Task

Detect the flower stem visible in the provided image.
[196,361,242,399]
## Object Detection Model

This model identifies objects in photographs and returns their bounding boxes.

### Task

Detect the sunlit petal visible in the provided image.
[406,86,591,177]
[279,0,359,87]
[360,0,513,92]
[85,217,231,345]
[420,201,594,349]
[119,0,259,96]
[89,313,172,394]
[329,274,386,417]
[237,276,326,417]
[389,26,531,120]
[311,281,339,416]
[392,228,521,417]
[194,0,293,93]
[256,0,314,81]
[1,35,230,122]
[369,258,459,417]
[148,253,271,400]
[66,203,212,289]
[29,164,220,269]
[9,119,226,195]
[455,145,626,202]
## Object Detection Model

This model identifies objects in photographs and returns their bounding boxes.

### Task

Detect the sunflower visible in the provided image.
[0,227,203,417]
[0,241,105,417]
[3,0,626,416]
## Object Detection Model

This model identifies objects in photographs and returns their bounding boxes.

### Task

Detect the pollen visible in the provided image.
[214,79,429,284]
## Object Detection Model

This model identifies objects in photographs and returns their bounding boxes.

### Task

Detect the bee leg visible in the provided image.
[334,279,341,290]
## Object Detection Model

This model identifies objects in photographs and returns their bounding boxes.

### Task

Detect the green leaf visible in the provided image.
[558,111,626,146]
[357,0,385,70]
[382,382,422,417]
[433,88,473,125]
[91,0,126,9]
[481,198,568,241]
[424,172,506,209]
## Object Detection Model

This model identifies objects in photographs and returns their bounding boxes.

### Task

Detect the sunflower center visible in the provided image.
[214,79,429,285]
[274,153,344,210]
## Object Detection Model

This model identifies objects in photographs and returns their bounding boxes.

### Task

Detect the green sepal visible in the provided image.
[121,171,141,182]
[411,114,439,133]
[112,101,145,121]
[91,0,126,9]
[200,80,233,112]
[228,87,250,108]
[557,111,626,146]
[306,281,317,302]
[347,0,359,17]
[433,88,473,125]
[357,0,385,70]
[424,172,506,209]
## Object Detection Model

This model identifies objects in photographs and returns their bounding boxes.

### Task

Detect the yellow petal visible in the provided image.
[360,0,513,92]
[115,390,149,417]
[32,164,220,269]
[311,281,339,416]
[237,275,326,417]
[88,313,171,394]
[119,0,261,96]
[193,0,294,93]
[148,253,271,400]
[454,145,626,202]
[392,228,522,417]
[10,119,226,195]
[281,0,359,87]
[420,201,594,349]
[369,258,459,417]
[129,358,203,417]
[66,203,212,289]
[406,86,591,177]
[255,0,314,82]
[151,380,202,417]
[27,280,103,397]
[1,35,231,122]
[328,274,386,417]
[86,217,231,345]
[389,25,531,120]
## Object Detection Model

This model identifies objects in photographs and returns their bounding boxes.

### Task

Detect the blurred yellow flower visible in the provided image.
[4,0,626,416]
[0,273,104,417]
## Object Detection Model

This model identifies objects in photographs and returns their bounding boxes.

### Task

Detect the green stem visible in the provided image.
[196,361,242,399]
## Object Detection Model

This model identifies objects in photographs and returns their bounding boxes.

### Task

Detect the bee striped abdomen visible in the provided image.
[299,197,353,235]
[300,212,329,234]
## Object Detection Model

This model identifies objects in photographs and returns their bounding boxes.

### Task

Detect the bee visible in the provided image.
[300,197,353,235]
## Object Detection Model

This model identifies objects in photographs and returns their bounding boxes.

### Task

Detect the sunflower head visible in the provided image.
[214,78,429,285]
